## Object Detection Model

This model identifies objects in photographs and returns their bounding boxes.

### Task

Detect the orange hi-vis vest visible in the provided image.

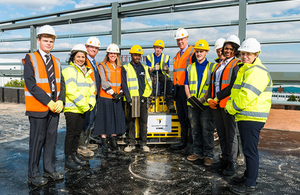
[86,58,100,82]
[211,58,240,108]
[173,45,194,85]
[99,61,122,99]
[24,52,61,112]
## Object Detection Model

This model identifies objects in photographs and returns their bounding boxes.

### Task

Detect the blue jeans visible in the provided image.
[188,106,214,158]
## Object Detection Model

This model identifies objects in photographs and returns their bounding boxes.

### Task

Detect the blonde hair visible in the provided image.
[103,53,121,67]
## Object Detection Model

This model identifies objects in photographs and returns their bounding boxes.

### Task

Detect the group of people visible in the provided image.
[24,25,272,195]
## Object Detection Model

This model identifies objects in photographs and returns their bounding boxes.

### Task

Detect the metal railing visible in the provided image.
[0,0,299,85]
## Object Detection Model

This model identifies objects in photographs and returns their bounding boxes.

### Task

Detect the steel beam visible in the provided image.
[30,26,37,53]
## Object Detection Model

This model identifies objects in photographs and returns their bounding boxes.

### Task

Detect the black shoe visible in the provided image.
[170,142,187,150]
[27,176,48,186]
[223,161,237,176]
[231,183,257,195]
[110,136,120,151]
[73,153,87,166]
[43,171,64,181]
[101,137,110,153]
[65,155,82,171]
[232,176,245,184]
[212,158,228,170]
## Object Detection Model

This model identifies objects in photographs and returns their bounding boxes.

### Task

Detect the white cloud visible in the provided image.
[0,0,76,11]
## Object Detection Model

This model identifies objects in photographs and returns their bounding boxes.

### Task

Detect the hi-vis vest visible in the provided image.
[62,62,96,114]
[187,61,212,106]
[123,63,152,99]
[211,58,240,108]
[173,46,195,85]
[225,57,273,122]
[99,61,122,99]
[24,52,61,112]
[146,53,170,77]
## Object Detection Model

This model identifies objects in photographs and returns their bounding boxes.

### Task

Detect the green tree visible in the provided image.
[287,94,297,101]
[4,79,25,88]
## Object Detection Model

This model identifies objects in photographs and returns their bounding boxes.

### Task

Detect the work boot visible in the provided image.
[232,176,245,184]
[124,145,136,152]
[73,152,88,166]
[187,154,203,161]
[78,148,94,157]
[27,176,48,186]
[87,128,98,150]
[230,183,257,195]
[223,161,237,176]
[65,155,82,171]
[101,137,110,153]
[168,104,175,111]
[43,171,64,181]
[78,129,88,149]
[212,158,228,170]
[142,145,150,152]
[110,136,120,151]
[205,158,214,166]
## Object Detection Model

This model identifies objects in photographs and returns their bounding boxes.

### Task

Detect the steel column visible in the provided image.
[238,0,247,42]
[30,26,37,53]
[112,2,121,46]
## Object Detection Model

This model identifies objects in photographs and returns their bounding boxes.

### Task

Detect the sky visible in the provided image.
[0,0,300,77]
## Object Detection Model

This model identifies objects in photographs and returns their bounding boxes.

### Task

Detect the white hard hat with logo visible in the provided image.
[239,38,261,53]
[224,35,240,46]
[85,37,101,48]
[71,44,88,55]
[174,28,189,40]
[214,38,226,50]
[37,25,57,38]
[106,43,120,53]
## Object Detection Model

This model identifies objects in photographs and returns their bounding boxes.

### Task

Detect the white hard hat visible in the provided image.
[85,36,101,48]
[37,25,56,38]
[71,44,88,55]
[174,28,189,40]
[224,35,240,46]
[106,43,120,53]
[239,38,261,53]
[214,38,226,50]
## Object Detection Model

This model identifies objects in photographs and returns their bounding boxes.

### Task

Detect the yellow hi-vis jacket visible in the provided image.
[187,61,213,106]
[123,62,152,99]
[62,62,96,114]
[225,57,272,122]
[146,53,170,77]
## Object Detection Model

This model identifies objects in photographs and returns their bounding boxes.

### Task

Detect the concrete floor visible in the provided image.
[0,127,300,195]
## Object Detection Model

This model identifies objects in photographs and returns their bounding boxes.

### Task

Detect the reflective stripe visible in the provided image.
[233,84,241,89]
[73,94,84,104]
[201,89,207,94]
[65,103,76,107]
[147,78,152,83]
[103,62,111,82]
[129,86,138,90]
[173,68,186,72]
[65,78,76,85]
[205,62,213,85]
[109,82,121,86]
[228,97,231,101]
[90,94,95,99]
[189,81,197,84]
[233,100,243,112]
[128,78,137,81]
[24,91,51,97]
[264,86,272,92]
[186,48,194,67]
[190,90,196,94]
[242,83,262,96]
[77,83,90,87]
[239,111,269,118]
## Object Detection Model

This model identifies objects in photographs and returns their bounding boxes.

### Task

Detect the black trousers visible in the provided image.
[126,101,148,146]
[174,85,190,141]
[238,121,264,186]
[150,72,174,106]
[212,106,238,162]
[64,112,86,155]
[28,112,59,178]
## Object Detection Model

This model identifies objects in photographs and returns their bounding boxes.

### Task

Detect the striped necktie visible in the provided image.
[45,55,55,92]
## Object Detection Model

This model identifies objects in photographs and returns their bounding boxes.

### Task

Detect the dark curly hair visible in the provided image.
[67,51,87,65]
[222,42,240,58]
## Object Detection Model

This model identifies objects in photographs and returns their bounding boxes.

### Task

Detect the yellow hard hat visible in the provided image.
[129,45,143,55]
[153,39,165,48]
[194,39,209,51]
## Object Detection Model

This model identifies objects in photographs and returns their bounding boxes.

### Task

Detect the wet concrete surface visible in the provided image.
[0,128,300,195]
